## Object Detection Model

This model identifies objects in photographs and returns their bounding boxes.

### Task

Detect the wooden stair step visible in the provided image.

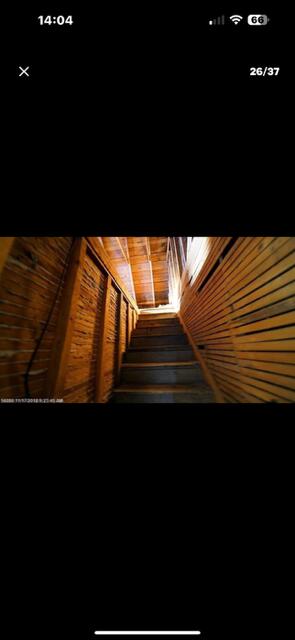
[124,348,195,363]
[127,344,192,351]
[133,325,183,336]
[136,318,180,328]
[121,361,203,385]
[121,361,198,367]
[112,384,216,403]
[138,313,177,320]
[131,334,188,347]
[114,312,216,403]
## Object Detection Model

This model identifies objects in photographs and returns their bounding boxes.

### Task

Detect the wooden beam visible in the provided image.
[166,237,170,261]
[124,238,137,301]
[178,312,225,403]
[95,274,112,402]
[115,236,129,264]
[116,236,137,301]
[0,237,15,278]
[45,237,87,398]
[86,237,138,311]
[145,237,155,306]
[128,303,133,345]
[116,291,124,384]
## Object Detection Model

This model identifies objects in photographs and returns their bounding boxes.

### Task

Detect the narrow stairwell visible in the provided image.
[112,313,216,403]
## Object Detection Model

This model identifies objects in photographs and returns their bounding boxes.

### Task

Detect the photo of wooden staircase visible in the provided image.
[113,312,215,403]
[1,236,295,403]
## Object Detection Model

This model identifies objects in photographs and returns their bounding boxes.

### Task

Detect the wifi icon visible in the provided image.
[229,14,243,24]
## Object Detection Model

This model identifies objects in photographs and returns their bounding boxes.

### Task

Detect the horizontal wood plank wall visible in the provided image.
[63,247,107,402]
[0,236,73,398]
[180,237,295,403]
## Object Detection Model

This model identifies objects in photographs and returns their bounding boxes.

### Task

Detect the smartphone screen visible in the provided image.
[5,4,291,640]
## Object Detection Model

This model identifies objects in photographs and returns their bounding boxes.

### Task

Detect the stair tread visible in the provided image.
[137,321,179,324]
[133,333,183,339]
[115,313,217,402]
[114,384,211,393]
[121,361,198,368]
[128,345,192,351]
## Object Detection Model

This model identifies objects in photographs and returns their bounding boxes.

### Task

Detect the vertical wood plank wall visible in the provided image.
[120,298,128,371]
[63,249,107,402]
[102,283,120,402]
[180,237,295,403]
[0,237,138,402]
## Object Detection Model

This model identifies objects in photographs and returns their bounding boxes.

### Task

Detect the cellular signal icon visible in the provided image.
[209,15,225,25]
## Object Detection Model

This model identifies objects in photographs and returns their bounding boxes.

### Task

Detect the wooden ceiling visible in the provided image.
[100,237,169,308]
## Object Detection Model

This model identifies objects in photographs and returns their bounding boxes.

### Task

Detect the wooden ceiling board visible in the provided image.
[101,237,170,308]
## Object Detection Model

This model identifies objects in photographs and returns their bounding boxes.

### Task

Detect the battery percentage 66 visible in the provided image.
[247,15,270,25]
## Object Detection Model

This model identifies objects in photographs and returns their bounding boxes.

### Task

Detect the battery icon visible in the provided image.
[247,14,270,25]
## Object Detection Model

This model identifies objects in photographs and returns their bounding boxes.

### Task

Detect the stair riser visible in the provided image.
[131,335,188,347]
[121,368,203,385]
[138,314,177,321]
[133,326,183,337]
[124,350,194,363]
[136,319,180,328]
[113,392,214,403]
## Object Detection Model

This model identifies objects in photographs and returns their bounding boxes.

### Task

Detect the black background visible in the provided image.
[4,3,293,639]
[9,2,291,237]
[14,5,285,87]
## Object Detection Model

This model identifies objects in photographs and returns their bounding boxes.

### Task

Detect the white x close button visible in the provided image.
[18,66,30,77]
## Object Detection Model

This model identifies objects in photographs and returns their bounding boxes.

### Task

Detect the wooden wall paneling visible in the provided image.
[45,237,87,398]
[0,237,73,399]
[0,238,15,278]
[102,283,120,402]
[116,291,124,384]
[178,312,225,403]
[95,274,112,403]
[63,247,107,402]
[86,237,138,312]
[180,236,295,403]
[128,304,132,344]
[125,300,129,348]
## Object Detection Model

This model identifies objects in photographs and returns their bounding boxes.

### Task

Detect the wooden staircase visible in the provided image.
[112,313,216,403]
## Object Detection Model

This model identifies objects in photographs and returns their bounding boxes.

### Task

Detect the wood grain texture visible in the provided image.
[63,248,106,402]
[96,274,112,403]
[0,237,138,403]
[102,283,120,402]
[101,237,169,308]
[45,238,87,398]
[0,236,73,398]
[0,238,15,277]
[180,237,295,403]
[86,237,138,311]
[178,311,224,403]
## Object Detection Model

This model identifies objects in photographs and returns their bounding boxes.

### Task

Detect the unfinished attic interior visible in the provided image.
[0,236,295,403]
